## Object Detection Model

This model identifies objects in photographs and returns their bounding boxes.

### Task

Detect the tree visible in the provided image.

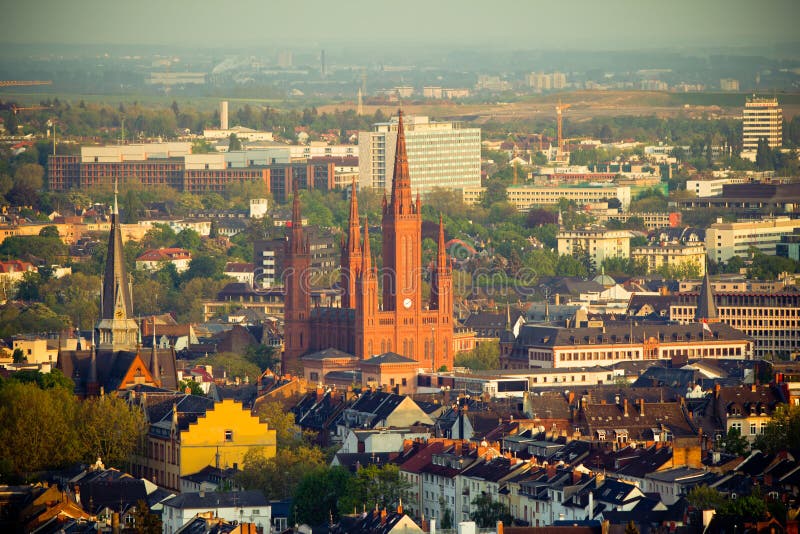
[455,342,500,371]
[79,396,147,466]
[292,466,352,525]
[686,485,726,511]
[236,445,325,500]
[246,344,279,373]
[339,464,410,513]
[229,133,243,151]
[722,427,749,456]
[755,137,775,171]
[178,379,204,396]
[12,348,26,363]
[131,499,162,534]
[469,493,512,528]
[38,226,59,238]
[255,399,303,450]
[555,254,587,277]
[195,352,260,382]
[14,163,45,190]
[753,404,800,454]
[174,228,202,252]
[183,254,225,281]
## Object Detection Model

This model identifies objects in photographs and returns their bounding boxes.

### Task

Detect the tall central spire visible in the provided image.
[390,110,414,215]
[97,177,138,351]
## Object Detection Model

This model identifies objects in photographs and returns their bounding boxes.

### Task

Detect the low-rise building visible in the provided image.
[135,248,192,273]
[705,216,800,263]
[506,185,631,211]
[161,490,270,534]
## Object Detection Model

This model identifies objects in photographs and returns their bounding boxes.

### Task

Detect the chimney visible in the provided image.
[497,521,504,534]
[380,508,387,524]
[572,470,582,484]
[714,384,721,398]
[430,518,437,534]
[623,399,629,417]
[588,491,594,520]
[73,485,80,504]
[639,398,645,416]
[111,512,121,534]
[751,384,757,393]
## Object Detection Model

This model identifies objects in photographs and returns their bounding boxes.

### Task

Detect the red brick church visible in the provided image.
[283,111,454,374]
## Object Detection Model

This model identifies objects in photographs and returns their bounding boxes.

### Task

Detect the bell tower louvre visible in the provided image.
[282,110,453,373]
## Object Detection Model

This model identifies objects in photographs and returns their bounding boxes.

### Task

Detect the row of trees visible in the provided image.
[0,371,145,481]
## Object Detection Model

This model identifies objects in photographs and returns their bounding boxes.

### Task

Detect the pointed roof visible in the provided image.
[347,179,361,255]
[101,180,133,321]
[437,214,448,270]
[389,110,414,214]
[694,270,718,321]
[361,218,372,274]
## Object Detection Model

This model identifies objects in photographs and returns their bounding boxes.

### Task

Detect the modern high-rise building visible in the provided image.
[358,115,480,196]
[741,96,782,160]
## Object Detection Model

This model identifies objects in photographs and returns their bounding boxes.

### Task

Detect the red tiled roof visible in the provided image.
[136,248,192,262]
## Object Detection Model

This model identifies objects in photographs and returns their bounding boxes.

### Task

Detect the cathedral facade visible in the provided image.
[283,111,454,374]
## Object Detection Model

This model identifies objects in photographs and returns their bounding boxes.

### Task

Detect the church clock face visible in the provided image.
[403,297,413,309]
[115,309,124,318]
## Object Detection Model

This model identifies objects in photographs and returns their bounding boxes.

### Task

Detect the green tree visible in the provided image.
[12,348,26,363]
[686,485,726,510]
[753,404,800,454]
[722,427,749,456]
[255,399,303,450]
[178,379,204,396]
[455,342,500,371]
[292,467,352,525]
[79,395,147,466]
[555,254,588,277]
[469,493,512,528]
[131,499,162,534]
[245,344,279,373]
[339,464,411,513]
[38,226,59,238]
[755,137,774,171]
[183,254,225,281]
[191,139,215,154]
[229,133,243,151]
[196,352,260,382]
[14,163,45,190]
[174,228,202,252]
[236,445,325,500]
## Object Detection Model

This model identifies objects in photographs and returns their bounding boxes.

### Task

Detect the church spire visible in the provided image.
[151,316,160,386]
[694,269,718,322]
[97,177,137,351]
[361,218,372,274]
[389,110,415,215]
[348,179,361,255]
[437,214,448,271]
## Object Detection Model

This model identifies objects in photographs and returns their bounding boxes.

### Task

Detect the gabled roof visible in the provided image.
[78,476,147,515]
[301,347,356,361]
[136,248,192,262]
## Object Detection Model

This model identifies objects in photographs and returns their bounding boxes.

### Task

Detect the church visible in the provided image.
[283,111,454,374]
[57,187,179,397]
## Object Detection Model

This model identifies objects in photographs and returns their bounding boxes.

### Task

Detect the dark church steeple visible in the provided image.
[96,179,139,351]
[694,269,719,323]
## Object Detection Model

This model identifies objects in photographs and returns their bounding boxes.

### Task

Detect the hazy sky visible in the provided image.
[5,0,799,50]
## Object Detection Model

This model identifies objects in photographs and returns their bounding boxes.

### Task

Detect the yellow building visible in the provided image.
[130,393,276,491]
[632,242,706,276]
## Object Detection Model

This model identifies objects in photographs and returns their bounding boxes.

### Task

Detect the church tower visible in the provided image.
[381,110,423,314]
[340,180,362,309]
[282,191,312,374]
[96,180,138,351]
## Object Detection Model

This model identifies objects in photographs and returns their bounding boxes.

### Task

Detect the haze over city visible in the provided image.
[4,0,800,51]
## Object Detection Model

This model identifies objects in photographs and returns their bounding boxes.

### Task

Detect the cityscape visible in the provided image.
[1,1,800,534]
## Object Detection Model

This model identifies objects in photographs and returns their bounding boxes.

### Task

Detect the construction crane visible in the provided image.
[556,100,571,156]
[0,80,52,87]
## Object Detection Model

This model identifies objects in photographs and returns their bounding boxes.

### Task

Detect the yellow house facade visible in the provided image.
[131,394,276,491]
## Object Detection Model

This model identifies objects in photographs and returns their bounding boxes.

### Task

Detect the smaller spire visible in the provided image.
[694,270,718,322]
[113,177,119,216]
[291,190,302,228]
[361,218,372,274]
[437,214,448,270]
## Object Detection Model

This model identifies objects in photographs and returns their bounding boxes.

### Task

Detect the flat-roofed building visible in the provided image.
[705,216,800,263]
[557,228,633,266]
[506,184,631,211]
[632,242,706,276]
[358,115,480,196]
[741,96,782,160]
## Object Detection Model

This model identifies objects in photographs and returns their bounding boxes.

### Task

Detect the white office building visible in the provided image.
[358,115,481,196]
[706,217,800,263]
[741,97,782,160]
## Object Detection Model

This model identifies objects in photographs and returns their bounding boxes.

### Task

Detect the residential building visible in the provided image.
[705,216,800,263]
[712,384,784,444]
[505,185,631,211]
[741,97,782,160]
[161,490,270,534]
[358,114,480,196]
[632,242,706,276]
[224,262,255,286]
[557,228,633,266]
[284,112,455,374]
[135,248,192,273]
[130,393,276,493]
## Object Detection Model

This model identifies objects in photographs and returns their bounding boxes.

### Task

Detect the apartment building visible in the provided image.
[557,228,633,265]
[631,242,706,276]
[741,96,782,159]
[358,115,480,195]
